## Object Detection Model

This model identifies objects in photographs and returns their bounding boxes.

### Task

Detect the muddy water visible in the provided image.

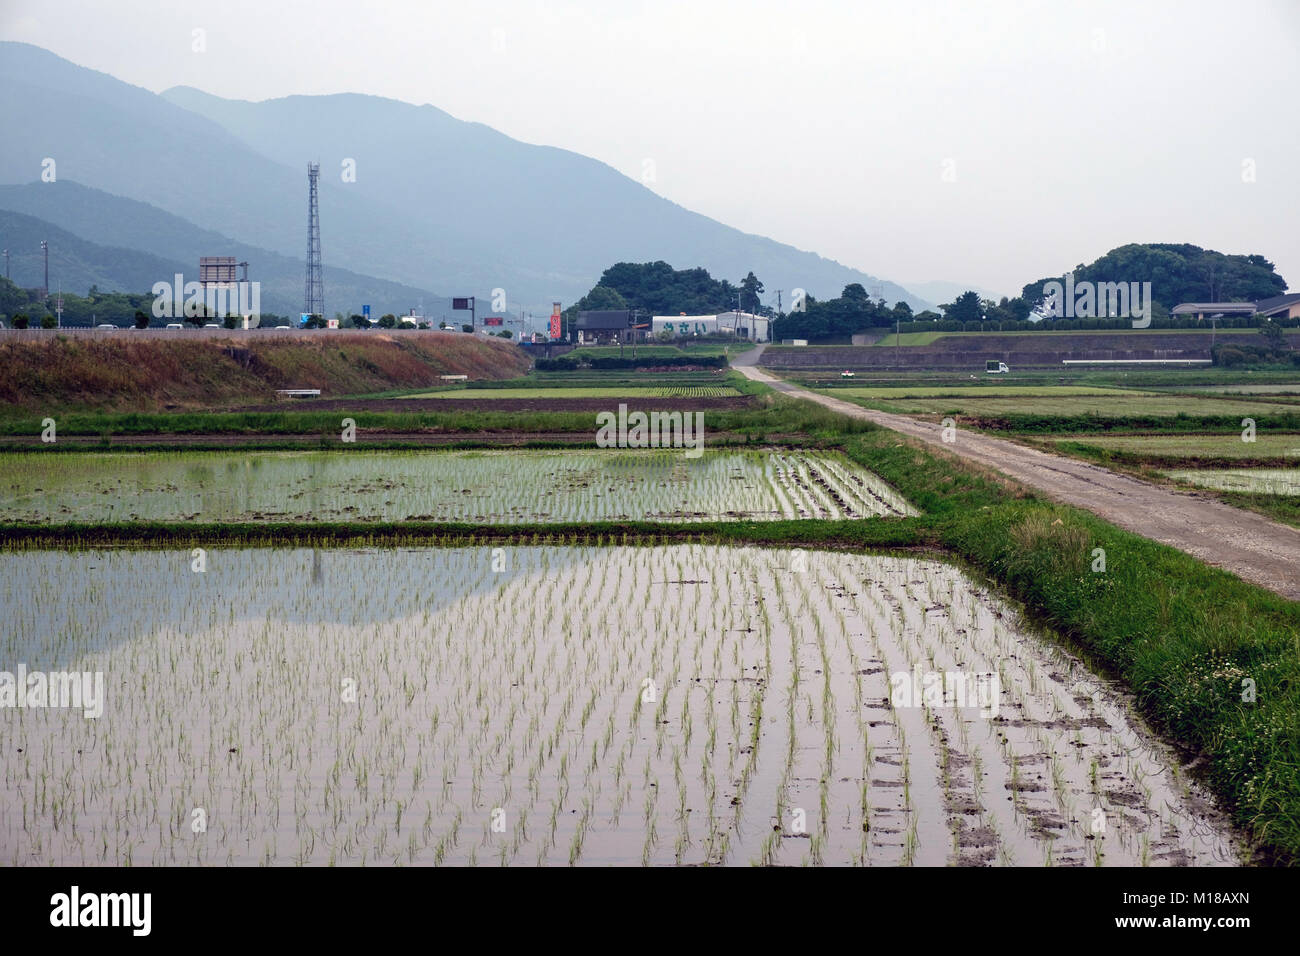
[0,546,1243,866]
[0,448,913,524]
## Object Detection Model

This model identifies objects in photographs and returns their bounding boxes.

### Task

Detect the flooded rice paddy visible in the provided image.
[1166,468,1300,495]
[0,449,913,524]
[0,545,1242,866]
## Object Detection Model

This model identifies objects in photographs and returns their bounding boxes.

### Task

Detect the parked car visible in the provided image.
[165,323,184,329]
[96,323,116,330]
[203,322,220,328]
[840,370,855,378]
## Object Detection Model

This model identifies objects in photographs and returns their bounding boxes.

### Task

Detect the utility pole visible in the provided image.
[40,240,48,299]
[2,249,8,281]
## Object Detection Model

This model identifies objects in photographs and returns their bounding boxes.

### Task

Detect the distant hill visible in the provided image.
[0,41,926,314]
[1021,243,1289,314]
[161,83,928,311]
[0,207,186,298]
[0,181,443,317]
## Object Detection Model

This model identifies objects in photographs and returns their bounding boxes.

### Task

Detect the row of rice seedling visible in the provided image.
[0,449,912,524]
[1165,468,1300,495]
[0,545,1241,866]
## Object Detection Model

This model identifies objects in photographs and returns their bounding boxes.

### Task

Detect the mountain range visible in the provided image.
[0,41,927,318]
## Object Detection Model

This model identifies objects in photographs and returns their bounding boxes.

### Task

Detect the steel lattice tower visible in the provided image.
[304,162,324,318]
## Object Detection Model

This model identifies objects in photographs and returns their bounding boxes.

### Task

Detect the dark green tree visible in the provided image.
[739,272,765,313]
[942,291,983,324]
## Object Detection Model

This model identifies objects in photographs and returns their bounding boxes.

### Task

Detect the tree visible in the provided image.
[378,315,397,328]
[841,283,870,306]
[40,314,56,328]
[1260,319,1287,350]
[223,314,238,329]
[461,324,473,333]
[575,285,628,312]
[739,272,765,313]
[11,313,28,329]
[498,329,513,339]
[134,310,149,329]
[942,291,983,324]
[349,314,368,328]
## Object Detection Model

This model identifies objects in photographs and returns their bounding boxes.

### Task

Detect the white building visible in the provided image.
[651,311,769,342]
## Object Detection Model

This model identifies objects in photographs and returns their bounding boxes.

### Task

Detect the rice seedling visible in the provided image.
[0,447,913,524]
[0,544,1242,867]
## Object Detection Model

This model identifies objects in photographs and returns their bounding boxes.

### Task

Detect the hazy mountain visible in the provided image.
[0,208,186,299]
[0,181,444,317]
[161,83,928,311]
[0,42,926,313]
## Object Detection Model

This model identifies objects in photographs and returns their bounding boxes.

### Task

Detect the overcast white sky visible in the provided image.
[3,0,1297,298]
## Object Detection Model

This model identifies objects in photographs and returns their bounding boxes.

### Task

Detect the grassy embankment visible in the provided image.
[0,332,530,417]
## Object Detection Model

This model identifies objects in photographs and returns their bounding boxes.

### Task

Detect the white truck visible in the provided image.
[985,360,1009,374]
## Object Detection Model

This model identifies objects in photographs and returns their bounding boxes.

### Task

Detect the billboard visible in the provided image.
[199,256,238,284]
[452,297,473,310]
[484,316,503,327]
[550,302,562,340]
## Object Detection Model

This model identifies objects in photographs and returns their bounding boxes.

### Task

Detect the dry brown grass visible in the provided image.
[0,333,529,413]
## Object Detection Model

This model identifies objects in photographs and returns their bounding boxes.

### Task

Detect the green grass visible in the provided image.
[869,332,948,347]
[840,394,1300,418]
[832,385,1150,399]
[1050,432,1300,463]
[404,385,740,399]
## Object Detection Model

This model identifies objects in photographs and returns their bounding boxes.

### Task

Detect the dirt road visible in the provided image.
[735,353,1300,601]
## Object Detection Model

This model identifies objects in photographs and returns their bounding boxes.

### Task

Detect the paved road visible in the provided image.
[735,354,1300,601]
